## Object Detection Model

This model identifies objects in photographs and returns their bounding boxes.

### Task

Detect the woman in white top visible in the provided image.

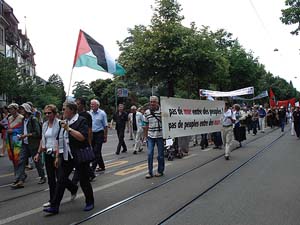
[34,104,75,208]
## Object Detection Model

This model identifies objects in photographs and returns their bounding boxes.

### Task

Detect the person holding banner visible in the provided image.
[233,104,246,147]
[222,103,236,160]
[143,96,164,178]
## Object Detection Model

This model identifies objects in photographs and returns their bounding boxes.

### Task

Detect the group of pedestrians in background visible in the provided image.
[202,103,295,160]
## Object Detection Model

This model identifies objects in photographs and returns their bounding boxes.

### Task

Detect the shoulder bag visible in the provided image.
[74,145,95,164]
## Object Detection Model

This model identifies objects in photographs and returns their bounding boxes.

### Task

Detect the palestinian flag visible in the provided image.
[73,30,125,76]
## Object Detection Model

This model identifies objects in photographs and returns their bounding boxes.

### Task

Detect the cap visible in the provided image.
[20,103,32,113]
[259,105,263,108]
[8,103,19,110]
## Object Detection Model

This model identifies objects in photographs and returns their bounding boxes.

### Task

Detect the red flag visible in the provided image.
[277,98,296,108]
[269,88,276,108]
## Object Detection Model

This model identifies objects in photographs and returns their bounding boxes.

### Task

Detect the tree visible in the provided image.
[280,0,300,35]
[0,57,18,99]
[72,81,95,100]
[118,0,189,97]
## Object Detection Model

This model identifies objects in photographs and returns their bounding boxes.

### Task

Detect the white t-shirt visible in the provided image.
[44,127,55,149]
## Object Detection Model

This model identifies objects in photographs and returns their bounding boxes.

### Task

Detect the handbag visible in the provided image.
[74,145,95,164]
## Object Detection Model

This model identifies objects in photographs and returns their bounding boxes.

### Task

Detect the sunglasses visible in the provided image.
[44,112,53,115]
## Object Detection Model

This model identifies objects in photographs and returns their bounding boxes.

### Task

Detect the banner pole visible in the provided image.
[67,68,74,97]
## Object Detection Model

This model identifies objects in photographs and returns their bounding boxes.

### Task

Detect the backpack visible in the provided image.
[30,116,42,139]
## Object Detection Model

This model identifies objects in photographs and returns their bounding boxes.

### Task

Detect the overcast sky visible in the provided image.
[6,0,300,95]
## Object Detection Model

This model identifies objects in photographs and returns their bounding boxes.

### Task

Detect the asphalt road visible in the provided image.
[0,125,299,225]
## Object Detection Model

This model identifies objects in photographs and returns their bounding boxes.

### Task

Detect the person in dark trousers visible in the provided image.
[34,104,75,208]
[90,99,108,172]
[112,103,128,154]
[200,133,208,150]
[292,106,300,138]
[72,98,96,182]
[212,132,223,149]
[278,106,286,132]
[43,101,94,214]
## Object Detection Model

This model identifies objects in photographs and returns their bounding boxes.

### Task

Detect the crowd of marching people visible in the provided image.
[0,96,164,214]
[0,96,297,215]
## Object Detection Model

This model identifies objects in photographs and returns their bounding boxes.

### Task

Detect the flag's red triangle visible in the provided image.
[73,30,91,67]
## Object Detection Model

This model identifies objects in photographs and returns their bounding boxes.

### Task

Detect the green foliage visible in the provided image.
[280,0,300,35]
[0,57,18,96]
[72,81,95,100]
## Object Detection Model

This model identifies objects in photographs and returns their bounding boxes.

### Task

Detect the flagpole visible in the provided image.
[67,68,74,97]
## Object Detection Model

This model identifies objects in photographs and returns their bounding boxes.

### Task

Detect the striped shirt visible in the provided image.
[144,108,163,138]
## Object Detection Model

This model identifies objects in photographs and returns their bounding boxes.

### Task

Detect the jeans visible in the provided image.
[15,143,45,182]
[147,137,164,175]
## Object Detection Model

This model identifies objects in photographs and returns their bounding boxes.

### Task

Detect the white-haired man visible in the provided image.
[90,99,108,172]
[143,96,164,178]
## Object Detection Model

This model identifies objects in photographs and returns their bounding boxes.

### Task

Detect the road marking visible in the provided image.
[201,148,212,152]
[115,163,158,176]
[0,161,172,224]
[0,167,160,224]
[0,173,14,178]
[105,160,128,169]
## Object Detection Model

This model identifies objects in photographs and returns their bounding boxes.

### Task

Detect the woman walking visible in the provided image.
[34,104,76,207]
[43,102,94,214]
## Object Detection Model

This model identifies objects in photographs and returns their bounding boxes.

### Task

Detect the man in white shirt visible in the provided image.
[222,103,236,160]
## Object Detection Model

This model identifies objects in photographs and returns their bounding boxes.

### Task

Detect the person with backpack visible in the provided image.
[11,103,46,189]
[143,96,165,178]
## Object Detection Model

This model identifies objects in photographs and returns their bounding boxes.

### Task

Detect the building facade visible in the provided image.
[0,0,36,107]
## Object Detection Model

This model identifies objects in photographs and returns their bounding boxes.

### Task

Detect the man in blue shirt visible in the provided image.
[258,105,266,133]
[90,99,108,172]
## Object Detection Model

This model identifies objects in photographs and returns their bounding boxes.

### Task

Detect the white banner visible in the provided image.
[161,97,225,139]
[199,87,254,97]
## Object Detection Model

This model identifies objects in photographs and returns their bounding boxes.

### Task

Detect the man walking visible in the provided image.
[258,105,266,133]
[112,103,128,155]
[222,103,236,160]
[90,99,108,172]
[144,96,164,178]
